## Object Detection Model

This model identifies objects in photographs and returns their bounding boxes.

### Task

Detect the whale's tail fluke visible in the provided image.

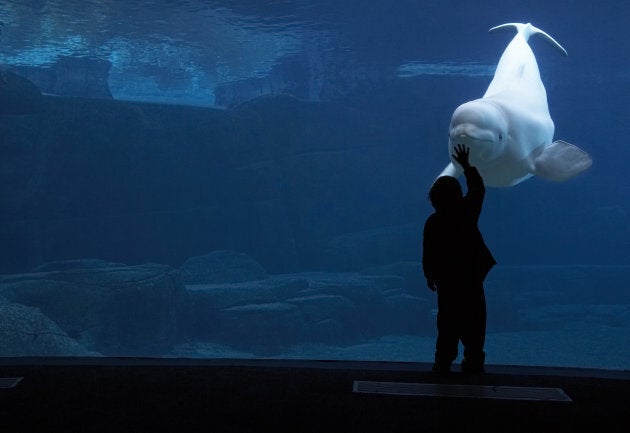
[489,22,568,56]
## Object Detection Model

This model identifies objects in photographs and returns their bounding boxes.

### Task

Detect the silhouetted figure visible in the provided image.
[422,144,496,373]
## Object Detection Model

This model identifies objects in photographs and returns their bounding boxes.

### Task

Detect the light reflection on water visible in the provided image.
[0,0,505,106]
[0,0,324,104]
[0,0,320,66]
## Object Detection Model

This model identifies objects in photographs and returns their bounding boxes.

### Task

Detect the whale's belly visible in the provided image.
[478,155,534,186]
[477,139,546,187]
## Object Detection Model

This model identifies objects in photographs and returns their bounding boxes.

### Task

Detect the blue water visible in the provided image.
[0,0,628,369]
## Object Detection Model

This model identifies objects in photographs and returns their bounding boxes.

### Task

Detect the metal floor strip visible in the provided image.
[353,381,572,402]
[0,377,23,389]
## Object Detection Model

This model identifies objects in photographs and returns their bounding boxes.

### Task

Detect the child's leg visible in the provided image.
[461,288,486,372]
[434,292,459,371]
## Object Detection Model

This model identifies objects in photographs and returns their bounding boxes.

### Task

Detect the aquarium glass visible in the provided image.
[0,0,628,370]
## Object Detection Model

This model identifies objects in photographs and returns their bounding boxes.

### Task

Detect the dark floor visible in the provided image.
[1,357,628,433]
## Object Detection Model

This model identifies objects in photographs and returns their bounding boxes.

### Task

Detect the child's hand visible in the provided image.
[452,144,471,169]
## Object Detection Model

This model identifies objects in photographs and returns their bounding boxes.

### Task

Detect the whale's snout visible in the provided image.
[448,100,508,166]
[450,126,496,146]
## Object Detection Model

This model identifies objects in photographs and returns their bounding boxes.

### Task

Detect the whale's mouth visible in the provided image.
[451,134,495,150]
[452,136,494,146]
[451,131,495,144]
[450,133,497,163]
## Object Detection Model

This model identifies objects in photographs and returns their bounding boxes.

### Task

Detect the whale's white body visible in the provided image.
[440,23,592,187]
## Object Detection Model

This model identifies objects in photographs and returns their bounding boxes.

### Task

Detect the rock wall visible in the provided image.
[1,69,619,275]
[0,70,43,115]
[0,82,456,274]
[214,44,386,107]
[8,56,113,99]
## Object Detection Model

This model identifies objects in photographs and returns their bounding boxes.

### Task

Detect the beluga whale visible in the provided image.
[439,22,592,187]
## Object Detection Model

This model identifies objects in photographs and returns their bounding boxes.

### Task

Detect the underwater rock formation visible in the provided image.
[0,258,433,357]
[0,260,190,356]
[186,270,432,355]
[0,69,43,115]
[180,250,268,284]
[0,302,96,356]
[214,43,383,107]
[0,259,628,359]
[9,56,113,99]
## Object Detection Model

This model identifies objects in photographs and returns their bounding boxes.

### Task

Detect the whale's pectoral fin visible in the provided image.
[437,162,459,179]
[533,140,593,181]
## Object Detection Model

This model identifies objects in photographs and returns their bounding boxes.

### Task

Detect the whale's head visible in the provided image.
[448,99,508,169]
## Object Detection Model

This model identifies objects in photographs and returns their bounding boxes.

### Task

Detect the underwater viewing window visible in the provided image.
[0,0,628,371]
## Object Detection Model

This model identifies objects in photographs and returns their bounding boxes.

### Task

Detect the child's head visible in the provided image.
[429,176,463,212]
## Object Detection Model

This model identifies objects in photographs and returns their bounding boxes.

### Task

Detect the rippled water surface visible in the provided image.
[5,0,621,105]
